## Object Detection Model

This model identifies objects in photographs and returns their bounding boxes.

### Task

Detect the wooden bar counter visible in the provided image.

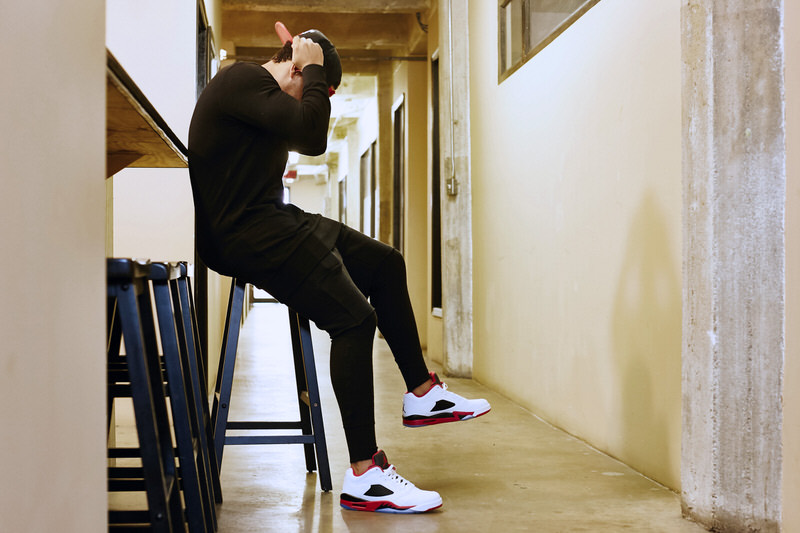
[106,50,187,178]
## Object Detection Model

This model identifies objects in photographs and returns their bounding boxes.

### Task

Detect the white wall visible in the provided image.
[426,6,444,365]
[106,0,198,262]
[469,0,682,489]
[346,97,379,230]
[112,168,196,261]
[106,0,234,407]
[106,0,197,147]
[393,60,430,349]
[0,2,107,531]
[289,176,328,214]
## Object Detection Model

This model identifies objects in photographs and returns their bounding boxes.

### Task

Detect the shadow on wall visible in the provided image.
[611,190,681,490]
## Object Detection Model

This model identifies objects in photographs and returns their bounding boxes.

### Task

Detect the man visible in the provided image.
[188,25,490,514]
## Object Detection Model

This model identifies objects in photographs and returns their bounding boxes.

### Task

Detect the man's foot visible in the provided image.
[340,450,443,513]
[403,372,491,427]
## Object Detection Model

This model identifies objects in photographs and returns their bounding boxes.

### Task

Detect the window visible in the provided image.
[498,0,600,81]
[431,58,442,312]
[500,0,525,73]
[196,1,216,98]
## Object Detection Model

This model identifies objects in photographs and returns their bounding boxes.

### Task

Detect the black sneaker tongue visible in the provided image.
[372,450,390,469]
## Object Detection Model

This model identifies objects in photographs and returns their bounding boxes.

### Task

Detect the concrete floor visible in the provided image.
[209,303,707,533]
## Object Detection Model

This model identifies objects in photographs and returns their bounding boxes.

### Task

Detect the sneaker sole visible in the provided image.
[402,406,491,428]
[340,496,443,514]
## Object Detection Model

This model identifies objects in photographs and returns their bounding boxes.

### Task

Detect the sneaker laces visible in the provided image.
[385,466,414,488]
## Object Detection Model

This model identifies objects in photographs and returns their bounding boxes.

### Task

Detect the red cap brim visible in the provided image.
[275,21,293,45]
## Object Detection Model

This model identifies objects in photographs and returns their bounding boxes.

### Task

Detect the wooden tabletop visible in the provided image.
[106,50,188,178]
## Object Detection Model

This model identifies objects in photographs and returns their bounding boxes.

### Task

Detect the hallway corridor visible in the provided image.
[213,303,706,532]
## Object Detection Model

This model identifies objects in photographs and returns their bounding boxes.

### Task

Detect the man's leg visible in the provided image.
[271,248,379,464]
[332,225,491,428]
[262,244,443,513]
[332,225,431,392]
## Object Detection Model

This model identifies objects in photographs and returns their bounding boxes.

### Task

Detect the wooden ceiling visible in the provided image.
[221,0,433,63]
[219,1,436,169]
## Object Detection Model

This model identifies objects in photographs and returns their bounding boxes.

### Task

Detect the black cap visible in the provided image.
[298,29,342,91]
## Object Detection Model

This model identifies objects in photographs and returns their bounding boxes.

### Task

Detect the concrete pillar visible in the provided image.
[682,1,784,531]
[438,0,473,377]
[377,54,393,245]
[784,3,800,530]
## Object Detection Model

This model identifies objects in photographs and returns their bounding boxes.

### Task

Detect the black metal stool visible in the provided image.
[149,262,217,532]
[211,278,332,491]
[106,258,184,532]
[107,261,218,532]
[173,262,223,505]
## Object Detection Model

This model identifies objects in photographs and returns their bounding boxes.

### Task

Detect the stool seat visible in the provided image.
[147,261,182,281]
[107,257,150,279]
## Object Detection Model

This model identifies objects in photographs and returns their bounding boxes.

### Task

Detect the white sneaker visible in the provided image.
[403,372,491,427]
[340,450,443,513]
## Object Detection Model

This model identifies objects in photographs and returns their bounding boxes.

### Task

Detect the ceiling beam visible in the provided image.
[222,0,431,14]
[222,11,414,50]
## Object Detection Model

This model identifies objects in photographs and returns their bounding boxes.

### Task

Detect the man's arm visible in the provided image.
[292,36,323,70]
[287,36,329,154]
[224,38,331,154]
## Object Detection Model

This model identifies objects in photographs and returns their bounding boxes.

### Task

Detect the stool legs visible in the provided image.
[288,309,332,491]
[152,276,212,533]
[107,297,124,431]
[212,279,246,470]
[107,265,184,532]
[108,260,219,532]
[175,274,223,504]
[211,279,332,492]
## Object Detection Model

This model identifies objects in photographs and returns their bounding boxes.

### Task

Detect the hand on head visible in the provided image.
[291,36,324,70]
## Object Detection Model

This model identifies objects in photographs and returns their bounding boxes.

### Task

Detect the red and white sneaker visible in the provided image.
[403,372,491,427]
[340,450,443,513]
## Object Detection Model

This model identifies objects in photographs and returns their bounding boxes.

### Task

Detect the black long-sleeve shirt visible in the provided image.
[188,61,337,288]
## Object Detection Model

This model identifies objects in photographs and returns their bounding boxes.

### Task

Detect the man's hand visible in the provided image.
[292,36,324,70]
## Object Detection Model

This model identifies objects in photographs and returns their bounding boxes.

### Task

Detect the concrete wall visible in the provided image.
[469,0,682,489]
[0,1,107,531]
[681,1,784,529]
[784,1,800,530]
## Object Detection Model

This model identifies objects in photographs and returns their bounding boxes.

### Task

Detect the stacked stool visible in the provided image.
[211,279,332,492]
[107,259,220,532]
[173,262,223,505]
